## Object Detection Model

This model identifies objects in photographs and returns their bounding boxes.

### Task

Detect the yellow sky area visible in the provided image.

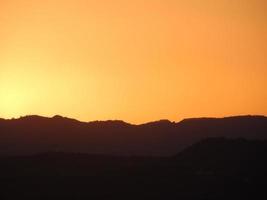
[0,0,266,124]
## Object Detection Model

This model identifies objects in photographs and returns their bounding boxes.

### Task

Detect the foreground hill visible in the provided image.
[0,138,266,199]
[0,115,266,155]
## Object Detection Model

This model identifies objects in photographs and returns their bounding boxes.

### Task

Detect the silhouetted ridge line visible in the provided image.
[87,120,132,127]
[178,115,266,124]
[0,115,266,156]
[1,114,266,124]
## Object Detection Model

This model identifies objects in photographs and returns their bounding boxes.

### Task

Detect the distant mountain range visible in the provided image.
[0,115,266,156]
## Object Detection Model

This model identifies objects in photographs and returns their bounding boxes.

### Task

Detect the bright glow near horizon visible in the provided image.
[0,0,267,124]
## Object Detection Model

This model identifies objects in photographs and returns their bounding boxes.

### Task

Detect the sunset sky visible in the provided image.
[0,0,266,124]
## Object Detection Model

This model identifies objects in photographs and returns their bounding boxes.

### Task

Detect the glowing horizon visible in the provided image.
[1,0,266,124]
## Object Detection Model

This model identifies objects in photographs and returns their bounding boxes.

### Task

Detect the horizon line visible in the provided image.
[0,114,266,126]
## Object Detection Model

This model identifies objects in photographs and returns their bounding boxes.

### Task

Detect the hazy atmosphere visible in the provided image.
[1,0,266,123]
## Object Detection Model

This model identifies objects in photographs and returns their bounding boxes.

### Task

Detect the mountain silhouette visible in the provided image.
[175,137,267,173]
[0,115,266,156]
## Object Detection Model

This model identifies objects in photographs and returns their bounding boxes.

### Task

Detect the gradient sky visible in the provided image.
[0,0,266,124]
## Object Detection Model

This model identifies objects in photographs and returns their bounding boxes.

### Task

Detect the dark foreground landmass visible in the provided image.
[0,138,266,200]
[0,115,267,156]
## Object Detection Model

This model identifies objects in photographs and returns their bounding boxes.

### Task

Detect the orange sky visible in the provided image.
[0,0,266,124]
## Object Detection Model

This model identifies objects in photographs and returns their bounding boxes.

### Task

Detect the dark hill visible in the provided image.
[0,138,267,199]
[175,137,267,173]
[0,115,266,156]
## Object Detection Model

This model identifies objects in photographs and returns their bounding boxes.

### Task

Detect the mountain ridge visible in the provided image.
[1,114,266,125]
[0,115,266,156]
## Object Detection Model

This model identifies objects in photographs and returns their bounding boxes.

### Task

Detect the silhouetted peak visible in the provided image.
[142,119,173,127]
[51,115,82,125]
[52,115,64,119]
[17,115,49,121]
[52,115,73,121]
[157,119,173,124]
[10,115,81,125]
[88,120,131,127]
